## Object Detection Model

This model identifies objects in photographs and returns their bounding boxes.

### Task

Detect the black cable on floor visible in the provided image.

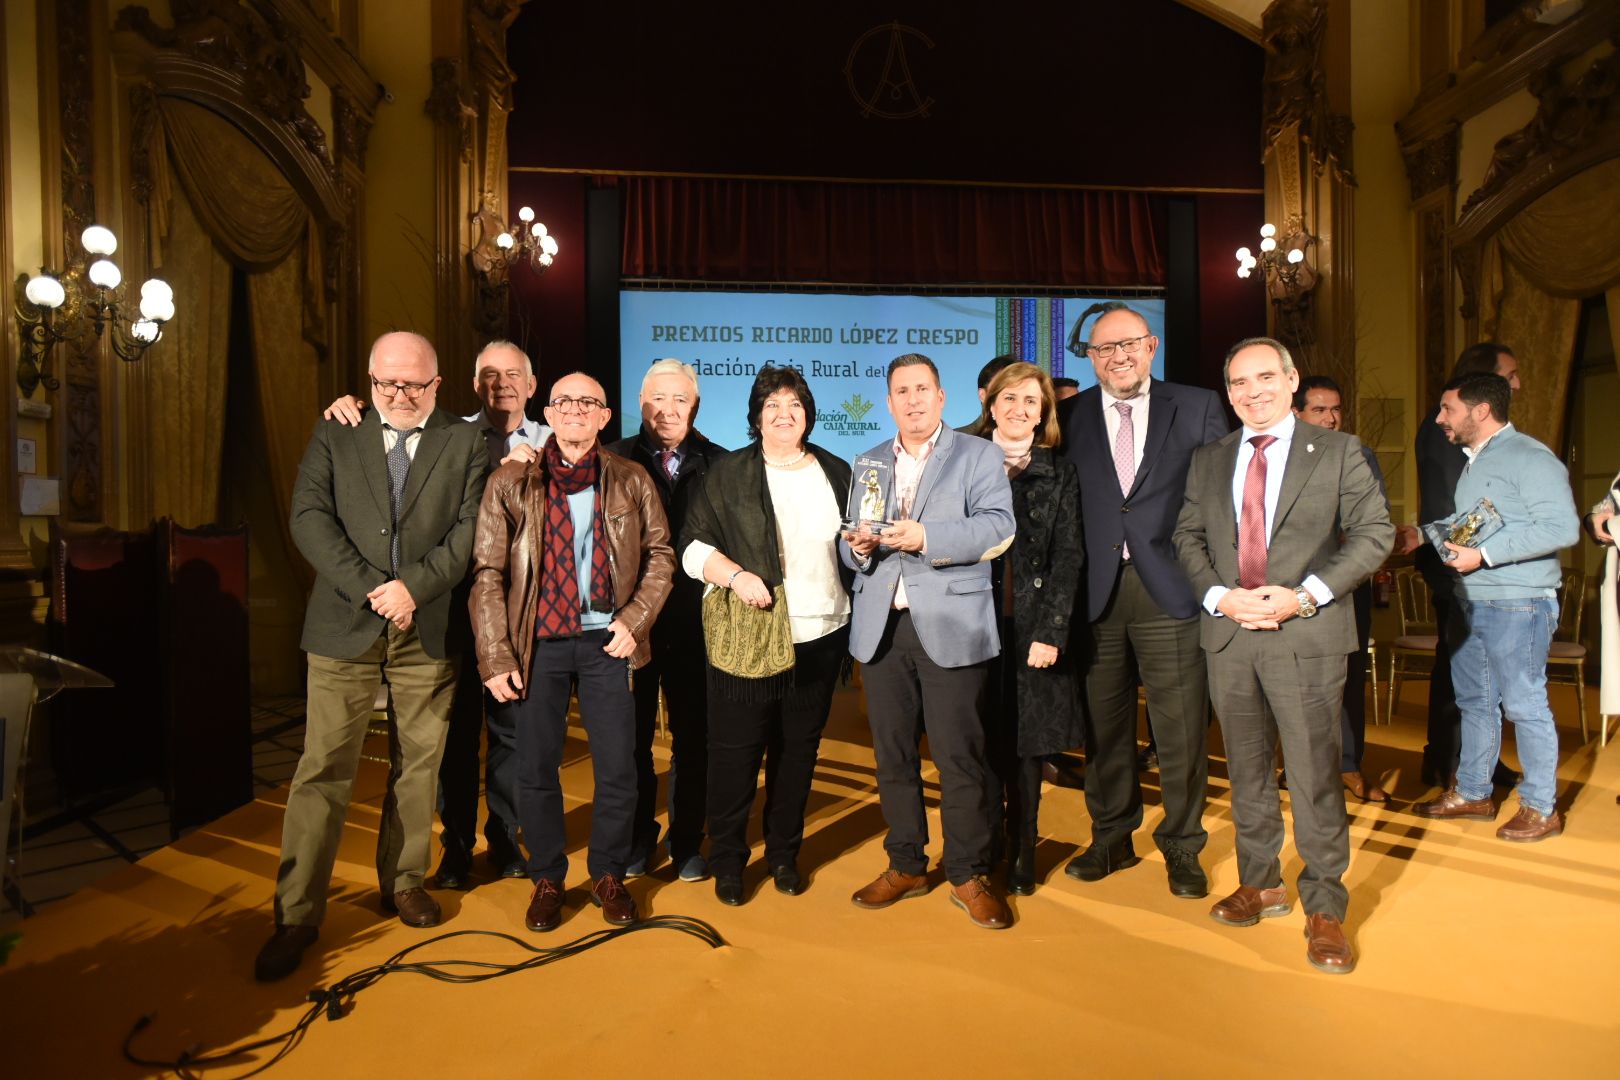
[122,915,727,1079]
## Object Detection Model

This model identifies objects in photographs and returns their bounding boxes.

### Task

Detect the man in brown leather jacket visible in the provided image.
[470,371,674,932]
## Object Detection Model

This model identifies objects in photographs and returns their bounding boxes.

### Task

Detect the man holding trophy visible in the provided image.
[1415,373,1579,841]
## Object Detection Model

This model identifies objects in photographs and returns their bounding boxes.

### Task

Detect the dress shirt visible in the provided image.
[464,410,552,468]
[1100,382,1151,476]
[1203,412,1334,616]
[381,423,423,460]
[889,423,941,610]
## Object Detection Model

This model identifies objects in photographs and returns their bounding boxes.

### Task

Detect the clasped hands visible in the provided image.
[841,519,926,557]
[1217,586,1301,631]
[368,579,415,630]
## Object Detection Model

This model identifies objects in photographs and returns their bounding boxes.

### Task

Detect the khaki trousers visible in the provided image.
[274,623,458,927]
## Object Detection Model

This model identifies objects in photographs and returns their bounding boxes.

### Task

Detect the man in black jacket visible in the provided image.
[606,359,728,882]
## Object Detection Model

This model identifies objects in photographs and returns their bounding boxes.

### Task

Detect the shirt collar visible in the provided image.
[1241,411,1297,446]
[470,409,527,438]
[893,422,944,461]
[1100,382,1151,409]
[1463,421,1513,461]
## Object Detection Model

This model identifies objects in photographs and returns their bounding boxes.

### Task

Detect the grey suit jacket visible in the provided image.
[838,424,1016,667]
[290,408,489,660]
[1172,421,1393,657]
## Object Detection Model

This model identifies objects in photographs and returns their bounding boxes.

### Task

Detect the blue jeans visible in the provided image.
[1450,596,1559,815]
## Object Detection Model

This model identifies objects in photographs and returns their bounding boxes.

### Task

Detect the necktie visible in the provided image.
[387,426,420,574]
[1114,402,1135,560]
[1237,434,1278,589]
[657,448,678,480]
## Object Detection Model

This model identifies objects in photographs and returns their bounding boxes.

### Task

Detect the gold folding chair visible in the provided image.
[1388,567,1438,721]
[1548,567,1589,742]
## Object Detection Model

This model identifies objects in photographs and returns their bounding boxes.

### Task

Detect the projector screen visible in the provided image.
[619,290,1166,452]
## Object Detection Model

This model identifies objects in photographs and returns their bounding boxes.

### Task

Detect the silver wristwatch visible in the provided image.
[1294,587,1318,618]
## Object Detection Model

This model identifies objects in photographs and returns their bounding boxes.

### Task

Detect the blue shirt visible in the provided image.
[567,487,613,631]
[464,410,553,468]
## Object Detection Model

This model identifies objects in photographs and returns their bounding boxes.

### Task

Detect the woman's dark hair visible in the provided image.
[746,364,817,445]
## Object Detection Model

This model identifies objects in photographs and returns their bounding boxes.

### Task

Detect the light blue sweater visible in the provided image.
[1452,424,1578,600]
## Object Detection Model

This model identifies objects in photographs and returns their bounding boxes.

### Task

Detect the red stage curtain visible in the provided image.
[610,175,1166,288]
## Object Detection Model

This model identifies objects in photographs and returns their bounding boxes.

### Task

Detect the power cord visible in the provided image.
[123,915,726,1078]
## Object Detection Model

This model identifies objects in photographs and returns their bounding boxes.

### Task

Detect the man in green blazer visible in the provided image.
[255,331,489,982]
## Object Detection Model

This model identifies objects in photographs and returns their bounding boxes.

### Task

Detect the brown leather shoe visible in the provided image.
[590,874,639,925]
[1496,805,1562,842]
[850,868,930,909]
[1208,884,1291,927]
[1413,788,1497,820]
[1342,771,1389,804]
[950,875,1012,929]
[1303,913,1355,974]
[525,878,565,932]
[385,887,442,928]
[254,923,318,982]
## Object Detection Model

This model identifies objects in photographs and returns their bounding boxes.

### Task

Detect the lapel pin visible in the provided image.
[1306,443,1315,453]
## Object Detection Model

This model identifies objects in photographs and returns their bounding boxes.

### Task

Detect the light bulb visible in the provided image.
[140,295,176,322]
[88,259,122,290]
[140,279,173,303]
[130,319,160,343]
[1236,267,1251,279]
[24,273,66,309]
[1236,247,1251,261]
[539,252,553,267]
[1260,223,1276,238]
[517,206,535,222]
[1242,255,1257,269]
[81,225,117,255]
[530,222,544,237]
[495,231,515,250]
[1260,237,1277,253]
[540,235,559,256]
[1286,248,1305,264]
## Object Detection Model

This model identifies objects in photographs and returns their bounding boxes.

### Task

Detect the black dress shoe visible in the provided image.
[1009,842,1037,896]
[434,852,471,891]
[770,863,805,895]
[254,924,318,983]
[1163,845,1208,899]
[1065,837,1141,882]
[488,844,529,879]
[715,875,746,906]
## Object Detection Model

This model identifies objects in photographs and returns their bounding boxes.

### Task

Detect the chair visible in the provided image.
[1548,567,1589,742]
[1366,636,1383,726]
[1388,567,1439,721]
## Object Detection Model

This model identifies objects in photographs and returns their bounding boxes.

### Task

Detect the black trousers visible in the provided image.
[1339,582,1373,773]
[437,658,521,861]
[985,617,1042,847]
[630,618,709,862]
[509,630,637,883]
[862,610,992,886]
[1082,564,1210,854]
[705,627,847,877]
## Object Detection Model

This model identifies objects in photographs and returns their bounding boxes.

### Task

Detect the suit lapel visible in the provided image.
[356,410,393,522]
[1271,425,1325,538]
[1209,430,1242,548]
[907,424,952,520]
[399,411,453,522]
[1129,381,1175,498]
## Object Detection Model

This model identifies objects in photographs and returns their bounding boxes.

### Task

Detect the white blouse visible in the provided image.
[681,458,851,643]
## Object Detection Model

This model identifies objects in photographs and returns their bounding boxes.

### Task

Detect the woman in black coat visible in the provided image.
[971,361,1084,895]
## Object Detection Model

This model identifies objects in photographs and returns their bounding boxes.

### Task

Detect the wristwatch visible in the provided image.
[1294,586,1318,618]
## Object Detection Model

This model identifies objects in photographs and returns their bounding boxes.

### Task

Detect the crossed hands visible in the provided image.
[1217,585,1301,631]
[368,579,416,631]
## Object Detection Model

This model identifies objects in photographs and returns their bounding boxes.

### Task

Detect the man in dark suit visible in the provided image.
[1057,302,1230,899]
[606,358,727,883]
[1174,337,1392,974]
[255,331,489,982]
[1414,342,1521,788]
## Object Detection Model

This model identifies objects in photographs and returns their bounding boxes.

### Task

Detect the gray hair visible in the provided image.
[475,339,533,378]
[368,331,438,375]
[1223,336,1296,384]
[639,357,700,399]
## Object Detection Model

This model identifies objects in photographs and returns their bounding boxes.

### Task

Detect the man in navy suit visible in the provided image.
[840,354,1017,929]
[1058,303,1231,899]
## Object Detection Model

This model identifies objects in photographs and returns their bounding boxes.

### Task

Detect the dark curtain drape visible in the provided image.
[611,175,1167,287]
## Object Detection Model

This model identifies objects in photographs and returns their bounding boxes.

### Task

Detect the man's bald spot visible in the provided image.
[368,330,439,374]
[550,371,606,400]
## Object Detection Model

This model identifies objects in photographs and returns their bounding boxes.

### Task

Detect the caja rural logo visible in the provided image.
[817,392,882,436]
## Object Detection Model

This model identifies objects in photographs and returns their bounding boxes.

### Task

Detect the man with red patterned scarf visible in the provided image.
[469,371,674,932]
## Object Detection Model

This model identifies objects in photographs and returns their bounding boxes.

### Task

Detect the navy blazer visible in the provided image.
[1058,379,1231,621]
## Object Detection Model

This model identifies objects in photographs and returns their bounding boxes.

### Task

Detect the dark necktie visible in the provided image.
[658,448,678,480]
[1237,434,1278,590]
[386,426,421,574]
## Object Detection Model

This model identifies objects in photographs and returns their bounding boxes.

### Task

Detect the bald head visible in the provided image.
[543,371,612,457]
[367,331,440,428]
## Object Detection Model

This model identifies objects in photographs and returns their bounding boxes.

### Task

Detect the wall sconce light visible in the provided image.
[470,204,560,288]
[14,224,176,396]
[1235,219,1318,299]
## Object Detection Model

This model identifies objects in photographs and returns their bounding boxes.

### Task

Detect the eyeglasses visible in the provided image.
[547,395,606,413]
[371,375,439,400]
[1086,335,1153,361]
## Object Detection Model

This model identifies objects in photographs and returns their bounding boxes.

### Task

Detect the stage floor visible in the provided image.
[2,684,1617,1077]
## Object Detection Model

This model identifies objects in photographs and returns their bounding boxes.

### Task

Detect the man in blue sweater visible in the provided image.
[1415,373,1578,841]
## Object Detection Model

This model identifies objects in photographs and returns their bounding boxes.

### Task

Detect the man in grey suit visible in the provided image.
[255,331,489,982]
[1173,337,1392,974]
[840,354,1017,929]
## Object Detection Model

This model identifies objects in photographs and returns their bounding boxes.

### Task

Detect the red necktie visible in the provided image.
[1237,434,1278,589]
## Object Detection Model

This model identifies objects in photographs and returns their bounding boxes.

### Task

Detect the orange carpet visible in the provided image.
[2,684,1617,1077]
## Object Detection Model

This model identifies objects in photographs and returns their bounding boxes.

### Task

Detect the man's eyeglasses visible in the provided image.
[371,375,440,400]
[1086,335,1153,361]
[548,395,606,413]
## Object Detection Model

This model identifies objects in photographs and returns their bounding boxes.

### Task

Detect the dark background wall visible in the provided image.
[504,1,1267,419]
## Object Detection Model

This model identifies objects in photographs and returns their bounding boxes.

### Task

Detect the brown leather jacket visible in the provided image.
[470,444,674,693]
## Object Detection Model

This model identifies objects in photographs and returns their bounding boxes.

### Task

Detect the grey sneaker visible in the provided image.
[676,854,710,882]
[624,845,665,880]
